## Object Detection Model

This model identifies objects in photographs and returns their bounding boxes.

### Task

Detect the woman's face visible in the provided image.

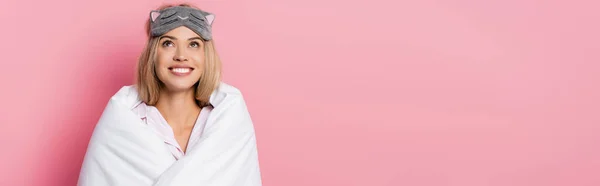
[155,26,205,92]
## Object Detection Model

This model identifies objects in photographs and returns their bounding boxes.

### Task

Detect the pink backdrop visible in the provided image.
[1,0,599,185]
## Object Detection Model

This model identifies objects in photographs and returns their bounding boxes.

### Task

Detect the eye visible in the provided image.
[190,41,200,48]
[162,40,174,47]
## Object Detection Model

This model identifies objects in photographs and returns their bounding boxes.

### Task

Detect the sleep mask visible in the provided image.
[149,6,215,40]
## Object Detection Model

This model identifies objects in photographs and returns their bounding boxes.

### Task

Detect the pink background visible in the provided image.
[1,0,599,185]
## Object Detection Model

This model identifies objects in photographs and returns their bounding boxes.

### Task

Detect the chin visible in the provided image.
[163,81,198,92]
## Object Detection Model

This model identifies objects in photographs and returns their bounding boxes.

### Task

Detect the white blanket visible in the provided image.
[78,83,262,186]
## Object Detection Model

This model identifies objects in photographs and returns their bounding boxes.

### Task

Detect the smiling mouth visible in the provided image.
[168,67,194,76]
[169,67,193,73]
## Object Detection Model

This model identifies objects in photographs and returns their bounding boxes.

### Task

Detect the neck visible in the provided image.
[155,88,201,130]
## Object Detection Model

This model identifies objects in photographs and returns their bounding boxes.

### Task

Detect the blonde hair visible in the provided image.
[136,3,221,107]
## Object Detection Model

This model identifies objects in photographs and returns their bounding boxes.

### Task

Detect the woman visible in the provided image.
[78,3,262,186]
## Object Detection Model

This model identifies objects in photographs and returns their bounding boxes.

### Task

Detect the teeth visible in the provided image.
[171,68,191,73]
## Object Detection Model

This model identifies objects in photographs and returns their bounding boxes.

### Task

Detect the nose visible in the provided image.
[173,55,188,61]
[173,49,188,62]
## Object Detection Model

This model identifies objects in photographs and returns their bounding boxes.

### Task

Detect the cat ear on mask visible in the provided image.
[204,13,215,26]
[150,11,161,22]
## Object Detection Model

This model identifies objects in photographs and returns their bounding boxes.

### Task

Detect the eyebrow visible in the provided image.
[160,35,203,41]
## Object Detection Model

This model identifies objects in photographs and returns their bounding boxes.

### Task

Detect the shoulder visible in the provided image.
[109,85,142,109]
[214,82,243,96]
[209,82,246,108]
[207,82,254,128]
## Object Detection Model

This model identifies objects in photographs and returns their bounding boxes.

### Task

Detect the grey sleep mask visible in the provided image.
[149,6,215,40]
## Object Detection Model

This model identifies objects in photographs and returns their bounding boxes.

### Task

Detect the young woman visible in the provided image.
[78,3,262,186]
